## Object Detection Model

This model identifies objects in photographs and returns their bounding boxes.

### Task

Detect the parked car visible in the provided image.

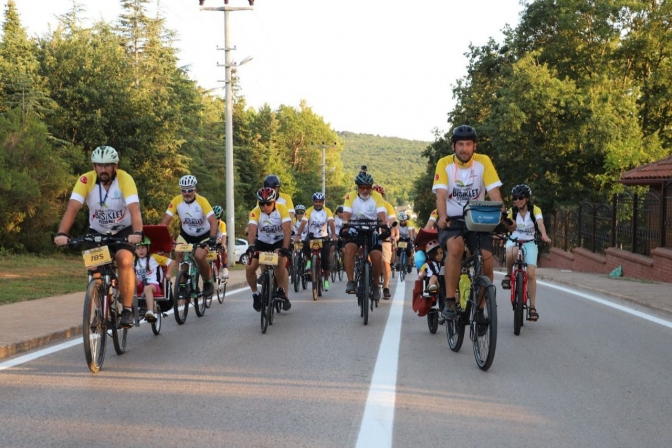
[234,238,249,265]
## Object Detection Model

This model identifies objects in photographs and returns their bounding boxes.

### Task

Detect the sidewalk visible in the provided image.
[0,269,250,360]
[1,268,671,360]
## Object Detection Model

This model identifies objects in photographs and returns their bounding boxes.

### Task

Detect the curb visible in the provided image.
[0,281,249,361]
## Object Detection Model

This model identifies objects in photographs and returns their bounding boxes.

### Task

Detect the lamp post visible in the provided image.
[311,141,337,195]
[202,1,253,261]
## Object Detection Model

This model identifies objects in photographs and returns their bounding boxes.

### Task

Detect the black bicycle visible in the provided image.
[173,241,210,324]
[444,201,501,371]
[256,251,286,334]
[342,220,392,325]
[63,233,134,373]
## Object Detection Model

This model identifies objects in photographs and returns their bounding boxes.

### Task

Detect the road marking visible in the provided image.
[356,278,405,448]
[0,286,251,371]
[494,272,672,329]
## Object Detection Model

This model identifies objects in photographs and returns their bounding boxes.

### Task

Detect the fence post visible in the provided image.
[631,192,638,253]
[611,194,617,248]
[661,184,667,248]
[591,202,597,253]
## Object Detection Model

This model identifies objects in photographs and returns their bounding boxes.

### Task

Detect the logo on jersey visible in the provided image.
[80,176,88,184]
[345,194,350,200]
[434,174,439,181]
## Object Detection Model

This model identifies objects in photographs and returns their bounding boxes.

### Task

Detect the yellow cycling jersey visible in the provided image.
[432,154,502,218]
[507,205,543,241]
[276,192,295,214]
[384,201,396,222]
[343,190,386,221]
[249,202,291,245]
[71,169,139,234]
[302,206,334,238]
[165,194,214,237]
[217,220,227,236]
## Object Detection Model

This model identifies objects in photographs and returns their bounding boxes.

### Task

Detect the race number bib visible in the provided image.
[259,252,279,266]
[82,246,112,268]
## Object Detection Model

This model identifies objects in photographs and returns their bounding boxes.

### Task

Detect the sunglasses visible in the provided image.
[512,195,527,201]
[358,185,372,191]
[259,201,274,207]
[181,188,195,194]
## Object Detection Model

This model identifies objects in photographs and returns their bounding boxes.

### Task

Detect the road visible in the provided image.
[1,275,671,447]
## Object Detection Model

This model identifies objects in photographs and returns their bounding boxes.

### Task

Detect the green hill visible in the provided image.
[338,131,431,206]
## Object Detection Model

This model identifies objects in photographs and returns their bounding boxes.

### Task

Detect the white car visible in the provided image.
[234,238,249,265]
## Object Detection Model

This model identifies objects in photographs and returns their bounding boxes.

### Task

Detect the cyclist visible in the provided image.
[246,187,293,312]
[342,171,388,302]
[294,204,308,240]
[160,175,218,300]
[330,205,345,265]
[501,184,551,322]
[264,174,295,219]
[54,146,144,328]
[373,184,398,299]
[432,125,508,319]
[212,205,229,279]
[396,211,416,273]
[294,192,337,291]
[134,236,173,323]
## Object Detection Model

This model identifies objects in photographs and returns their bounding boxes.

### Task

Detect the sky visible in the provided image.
[12,0,525,142]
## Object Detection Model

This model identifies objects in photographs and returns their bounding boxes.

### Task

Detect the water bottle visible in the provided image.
[458,273,471,310]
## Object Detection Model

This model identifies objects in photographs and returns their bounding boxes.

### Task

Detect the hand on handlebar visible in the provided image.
[54,235,69,246]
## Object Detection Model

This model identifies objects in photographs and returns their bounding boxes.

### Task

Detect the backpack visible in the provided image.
[512,206,540,238]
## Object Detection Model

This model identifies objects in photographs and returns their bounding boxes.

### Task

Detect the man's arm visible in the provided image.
[436,189,448,229]
[127,202,144,244]
[57,199,83,235]
[282,221,292,249]
[207,214,218,238]
[160,213,173,227]
[247,224,258,246]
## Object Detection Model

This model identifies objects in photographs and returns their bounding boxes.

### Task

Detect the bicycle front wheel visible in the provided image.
[400,253,407,281]
[83,280,107,373]
[472,276,497,371]
[427,310,438,334]
[260,270,271,333]
[312,255,319,301]
[362,261,370,325]
[173,271,190,325]
[292,255,300,293]
[151,301,162,335]
[514,271,524,336]
[110,292,128,356]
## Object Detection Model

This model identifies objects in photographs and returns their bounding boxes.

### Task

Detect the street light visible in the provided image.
[311,141,337,195]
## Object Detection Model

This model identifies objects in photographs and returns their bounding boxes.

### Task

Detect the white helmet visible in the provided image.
[398,212,408,221]
[179,175,197,188]
[91,146,119,164]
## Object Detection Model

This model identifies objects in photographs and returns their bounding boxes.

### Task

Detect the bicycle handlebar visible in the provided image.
[55,233,129,248]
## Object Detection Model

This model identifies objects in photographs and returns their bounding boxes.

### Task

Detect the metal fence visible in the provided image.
[549,185,672,256]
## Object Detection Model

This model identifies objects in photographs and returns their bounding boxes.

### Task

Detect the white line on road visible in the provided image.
[0,286,251,371]
[356,278,406,448]
[493,272,672,329]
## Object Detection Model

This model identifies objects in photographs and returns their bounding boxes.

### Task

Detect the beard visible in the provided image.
[358,193,370,200]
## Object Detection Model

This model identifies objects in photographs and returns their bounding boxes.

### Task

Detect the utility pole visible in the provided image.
[201,1,253,260]
[311,141,337,195]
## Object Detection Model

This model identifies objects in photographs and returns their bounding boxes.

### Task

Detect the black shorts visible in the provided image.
[179,230,209,245]
[438,220,493,254]
[252,240,284,259]
[90,226,135,255]
[345,231,382,252]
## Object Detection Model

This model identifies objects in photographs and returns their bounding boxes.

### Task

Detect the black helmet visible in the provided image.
[336,206,343,213]
[451,125,478,143]
[263,174,281,188]
[511,184,532,198]
[355,171,374,186]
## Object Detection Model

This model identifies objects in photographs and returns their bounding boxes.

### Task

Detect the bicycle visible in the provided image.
[504,235,540,335]
[342,220,392,325]
[292,242,308,293]
[396,239,410,281]
[207,245,228,305]
[173,241,209,324]
[64,233,136,373]
[257,251,286,334]
[444,200,501,371]
[330,241,344,283]
[308,237,328,301]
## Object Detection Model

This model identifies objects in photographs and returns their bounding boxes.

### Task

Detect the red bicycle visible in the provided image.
[506,235,539,335]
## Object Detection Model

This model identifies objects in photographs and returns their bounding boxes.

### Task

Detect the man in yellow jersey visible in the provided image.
[246,187,293,311]
[264,174,295,219]
[342,171,388,302]
[432,125,507,320]
[160,175,218,299]
[54,146,144,328]
[212,205,229,279]
[372,184,398,299]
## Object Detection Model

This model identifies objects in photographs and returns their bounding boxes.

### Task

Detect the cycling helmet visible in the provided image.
[256,187,277,202]
[354,171,374,186]
[213,205,224,219]
[398,212,408,221]
[425,239,440,254]
[91,146,119,164]
[373,184,385,195]
[511,184,532,198]
[263,174,281,188]
[450,125,478,143]
[136,236,151,247]
[336,206,343,213]
[295,204,306,213]
[312,192,325,201]
[179,175,197,188]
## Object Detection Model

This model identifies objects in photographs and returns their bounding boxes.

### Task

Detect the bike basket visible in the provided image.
[464,201,502,233]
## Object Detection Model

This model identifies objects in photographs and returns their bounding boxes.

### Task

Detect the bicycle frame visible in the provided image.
[509,238,529,308]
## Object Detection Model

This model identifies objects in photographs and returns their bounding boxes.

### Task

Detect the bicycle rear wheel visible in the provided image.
[173,271,190,325]
[472,276,497,371]
[151,301,162,335]
[301,258,308,290]
[337,252,344,281]
[110,292,127,355]
[514,271,524,336]
[83,280,107,373]
[427,309,438,334]
[206,263,215,308]
[362,260,370,325]
[193,274,206,317]
[292,255,300,292]
[330,251,337,282]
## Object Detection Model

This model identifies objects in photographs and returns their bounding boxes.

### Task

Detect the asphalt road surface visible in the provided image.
[1,273,671,448]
